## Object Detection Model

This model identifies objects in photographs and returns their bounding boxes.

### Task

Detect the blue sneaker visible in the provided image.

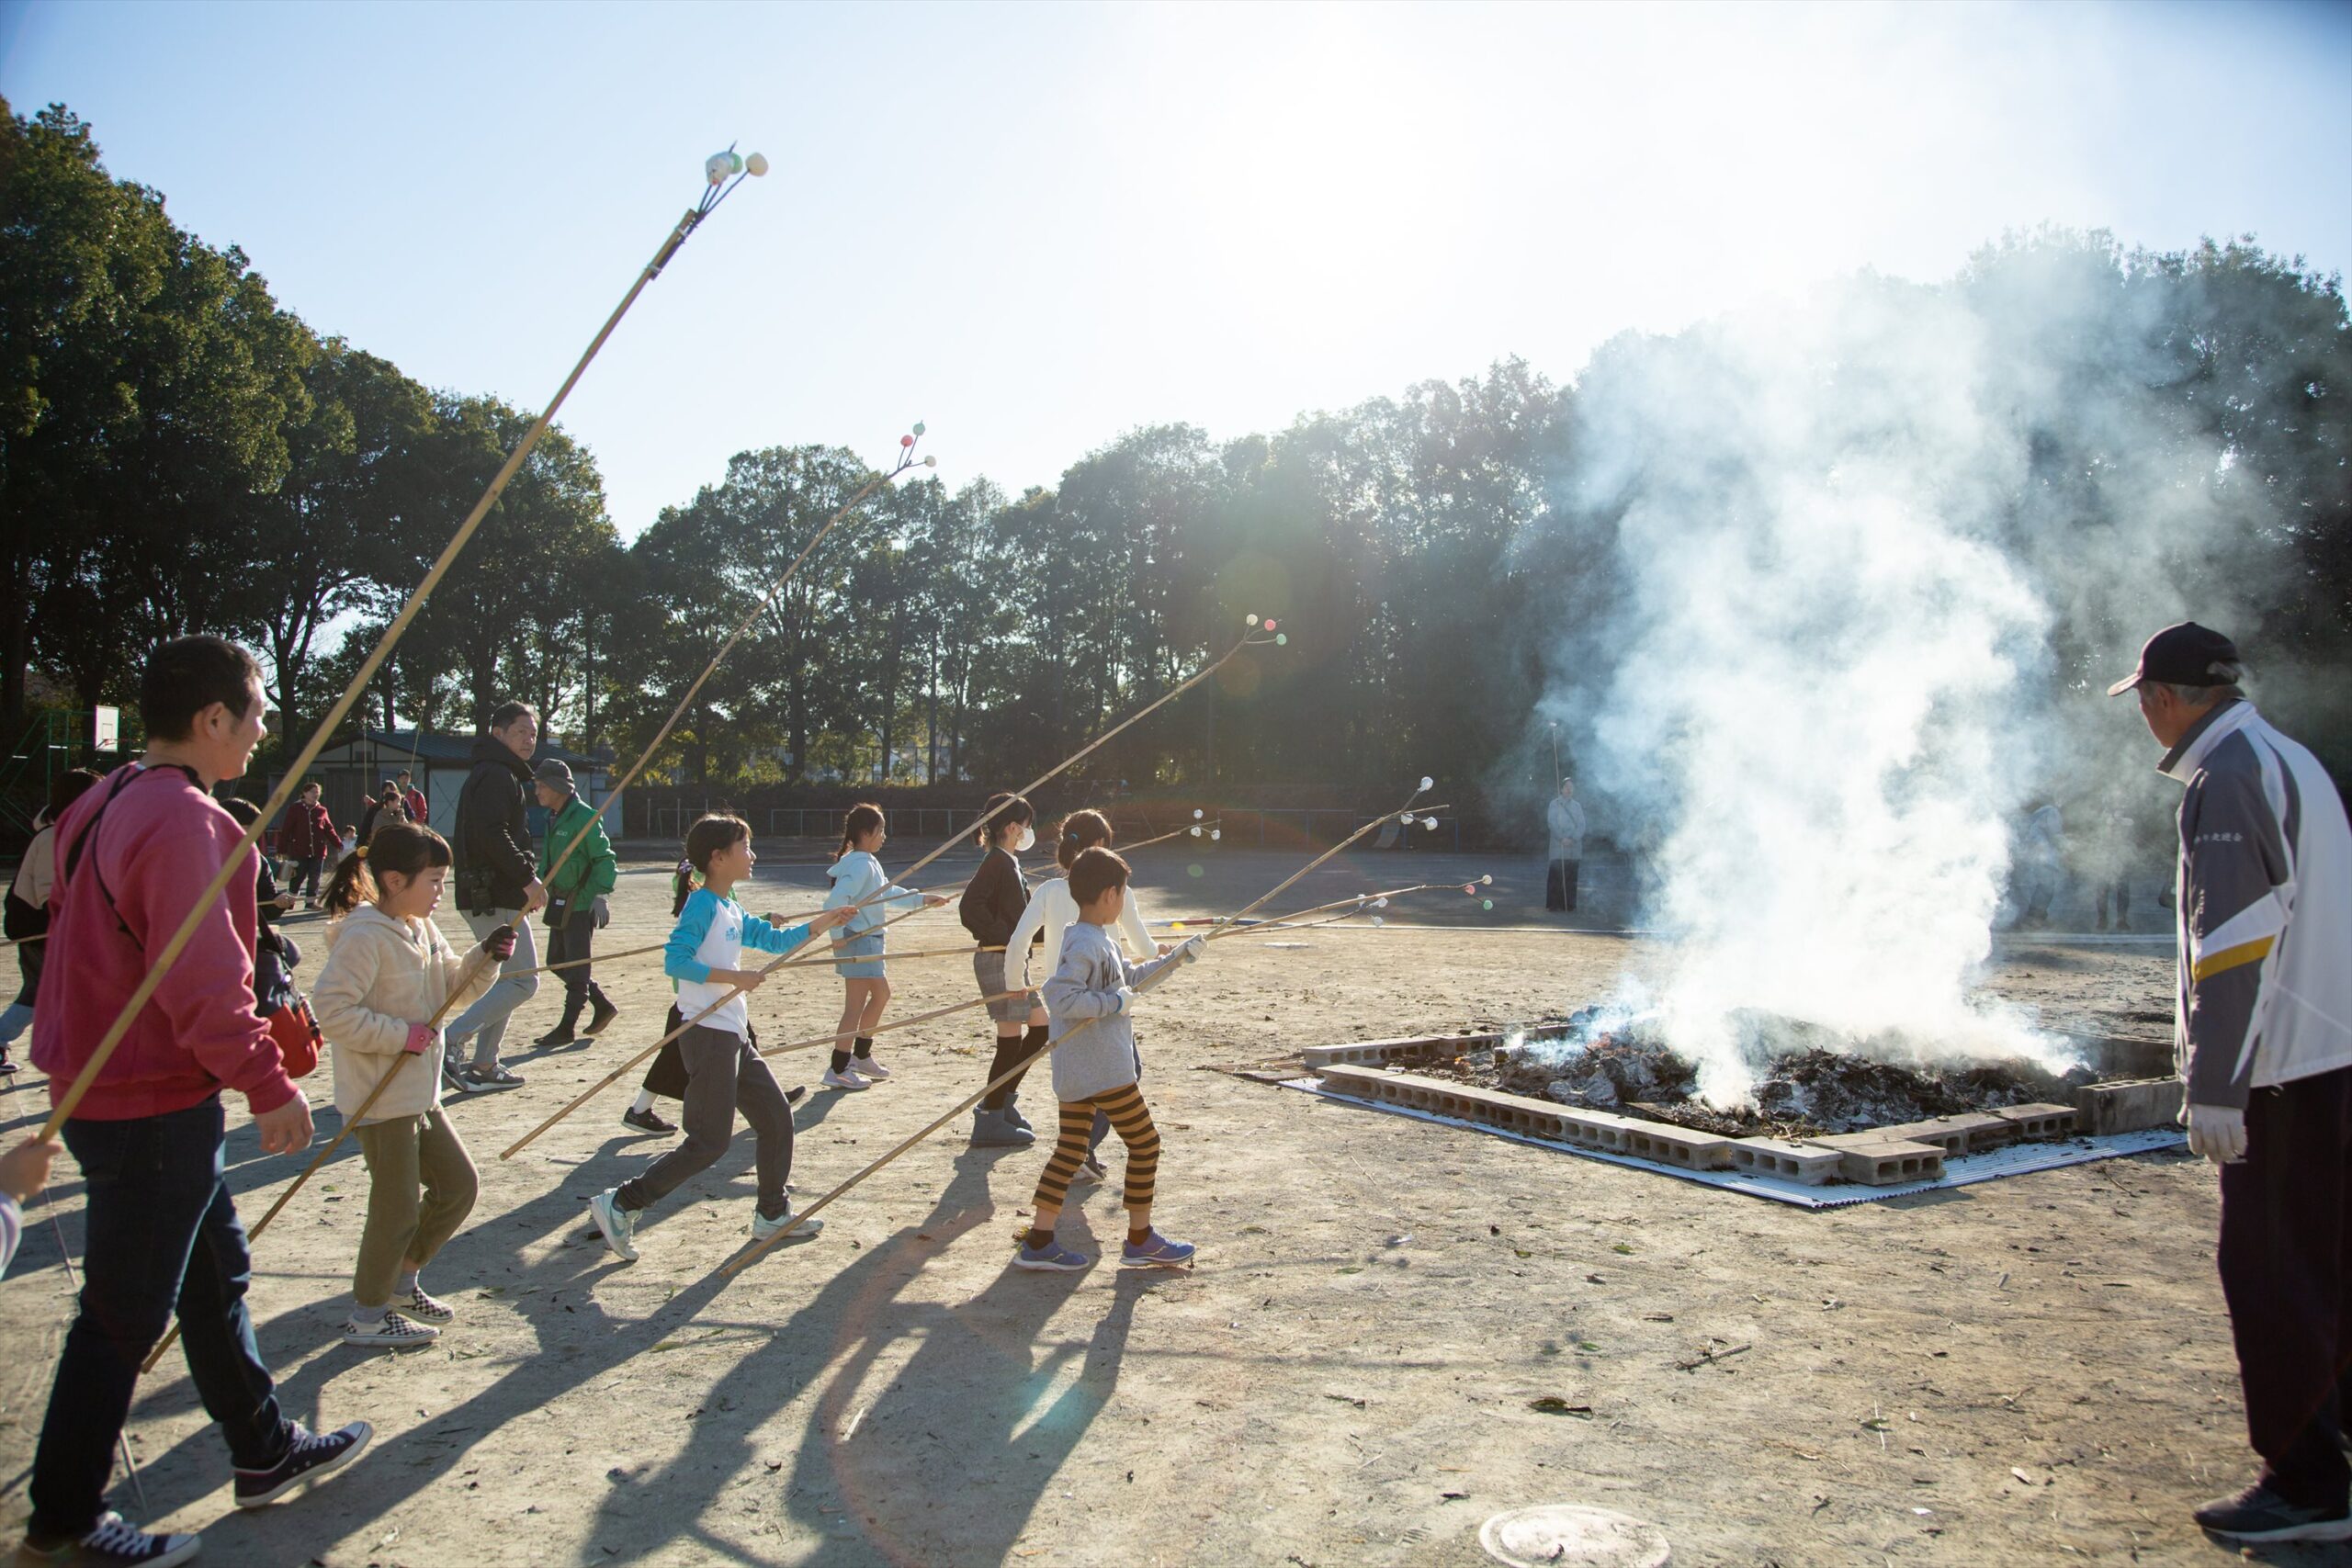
[1012,1237,1091,1272]
[1121,1230,1196,1269]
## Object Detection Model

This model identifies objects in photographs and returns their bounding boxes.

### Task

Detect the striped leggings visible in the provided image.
[1034,1084,1159,1211]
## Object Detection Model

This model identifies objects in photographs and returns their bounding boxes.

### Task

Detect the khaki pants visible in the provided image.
[352,1108,477,1308]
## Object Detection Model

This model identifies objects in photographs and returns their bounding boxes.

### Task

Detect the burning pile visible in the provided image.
[1416,1006,2098,1140]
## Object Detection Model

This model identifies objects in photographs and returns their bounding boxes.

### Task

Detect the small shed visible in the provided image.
[288,730,619,842]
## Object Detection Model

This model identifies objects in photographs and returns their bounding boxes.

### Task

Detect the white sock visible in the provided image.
[630,1089,657,1114]
[351,1303,388,1325]
[395,1268,419,1297]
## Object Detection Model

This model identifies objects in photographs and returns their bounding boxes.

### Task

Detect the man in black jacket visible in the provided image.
[446,702,548,1091]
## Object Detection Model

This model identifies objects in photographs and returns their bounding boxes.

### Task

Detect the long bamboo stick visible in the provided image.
[36,205,705,1142]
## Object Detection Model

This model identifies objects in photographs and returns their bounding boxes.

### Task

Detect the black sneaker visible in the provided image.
[440,1056,473,1096]
[532,1027,576,1050]
[621,1106,675,1135]
[2193,1482,2352,1542]
[16,1512,199,1566]
[583,998,620,1036]
[232,1420,373,1508]
[0,1048,17,1075]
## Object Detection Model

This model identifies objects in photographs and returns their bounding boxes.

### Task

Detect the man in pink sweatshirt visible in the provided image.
[19,637,372,1568]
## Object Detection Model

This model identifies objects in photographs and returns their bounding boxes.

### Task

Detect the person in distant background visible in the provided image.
[356,779,406,848]
[2015,801,2065,929]
[396,768,429,829]
[0,769,104,1073]
[279,780,338,909]
[1544,778,1587,914]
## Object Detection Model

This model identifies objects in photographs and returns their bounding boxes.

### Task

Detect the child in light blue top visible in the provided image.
[587,815,850,1264]
[819,803,946,1091]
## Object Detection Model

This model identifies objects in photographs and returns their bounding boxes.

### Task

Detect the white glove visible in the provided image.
[1178,935,1205,964]
[593,895,610,930]
[2182,1102,2248,1165]
[1112,987,1135,1017]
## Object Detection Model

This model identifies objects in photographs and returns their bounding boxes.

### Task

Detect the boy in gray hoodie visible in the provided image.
[1015,848,1204,1271]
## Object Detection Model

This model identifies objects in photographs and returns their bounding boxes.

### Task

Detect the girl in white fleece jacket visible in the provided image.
[311,823,507,1348]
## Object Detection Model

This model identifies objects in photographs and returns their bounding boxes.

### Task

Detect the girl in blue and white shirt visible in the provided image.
[820,804,947,1092]
[587,816,851,1263]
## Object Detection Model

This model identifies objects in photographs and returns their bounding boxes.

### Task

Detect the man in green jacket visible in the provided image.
[532,759,619,1048]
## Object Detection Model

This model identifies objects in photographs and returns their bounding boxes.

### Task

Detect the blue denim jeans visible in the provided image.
[29,1098,291,1539]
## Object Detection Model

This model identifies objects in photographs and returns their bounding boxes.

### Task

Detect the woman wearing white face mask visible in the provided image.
[960,793,1046,1146]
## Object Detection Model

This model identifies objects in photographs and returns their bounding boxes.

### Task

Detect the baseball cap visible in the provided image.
[2106,622,2241,696]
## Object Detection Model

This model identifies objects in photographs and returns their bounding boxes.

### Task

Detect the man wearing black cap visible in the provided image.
[2113,621,2352,1545]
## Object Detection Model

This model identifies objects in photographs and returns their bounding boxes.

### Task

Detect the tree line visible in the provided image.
[7,99,2347,831]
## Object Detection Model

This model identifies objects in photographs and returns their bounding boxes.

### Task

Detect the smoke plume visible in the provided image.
[1526,238,2321,1105]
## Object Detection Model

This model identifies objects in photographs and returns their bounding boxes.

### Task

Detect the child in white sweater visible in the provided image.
[311,823,509,1347]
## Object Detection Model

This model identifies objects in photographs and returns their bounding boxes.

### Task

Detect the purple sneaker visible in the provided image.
[1013,1237,1091,1272]
[1121,1230,1196,1269]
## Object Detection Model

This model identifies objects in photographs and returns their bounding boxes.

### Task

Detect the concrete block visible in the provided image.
[1826,1139,1947,1186]
[1616,1121,1736,1171]
[1871,1113,2012,1156]
[1311,1066,1734,1168]
[1725,1136,1843,1186]
[2073,1077,2184,1135]
[1987,1102,2077,1141]
[1302,1032,1501,1070]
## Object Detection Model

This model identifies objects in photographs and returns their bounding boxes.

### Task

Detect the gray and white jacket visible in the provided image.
[1040,919,1188,1103]
[2159,700,2352,1107]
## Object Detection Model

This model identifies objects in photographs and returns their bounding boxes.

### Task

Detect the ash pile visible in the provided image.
[1456,1007,2099,1140]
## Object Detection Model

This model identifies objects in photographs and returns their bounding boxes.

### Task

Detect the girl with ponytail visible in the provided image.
[818,805,948,1091]
[956,793,1043,1146]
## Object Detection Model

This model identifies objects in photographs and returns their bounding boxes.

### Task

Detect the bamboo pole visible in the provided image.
[39,193,724,1144]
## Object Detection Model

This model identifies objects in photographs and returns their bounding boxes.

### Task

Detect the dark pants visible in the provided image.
[547,908,611,1033]
[31,1098,291,1539]
[616,1025,795,1220]
[288,855,326,899]
[1545,858,1580,912]
[2218,1065,2352,1510]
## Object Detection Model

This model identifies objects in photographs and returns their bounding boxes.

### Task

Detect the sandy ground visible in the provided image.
[0,845,2320,1567]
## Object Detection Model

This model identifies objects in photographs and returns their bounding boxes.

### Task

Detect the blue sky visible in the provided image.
[4,0,2347,538]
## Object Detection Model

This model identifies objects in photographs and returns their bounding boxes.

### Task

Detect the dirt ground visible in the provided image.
[0,844,2317,1566]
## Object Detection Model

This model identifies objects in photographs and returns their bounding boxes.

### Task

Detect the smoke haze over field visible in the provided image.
[1528,238,2340,1105]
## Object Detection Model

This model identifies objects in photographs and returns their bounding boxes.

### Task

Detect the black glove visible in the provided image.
[483,924,518,961]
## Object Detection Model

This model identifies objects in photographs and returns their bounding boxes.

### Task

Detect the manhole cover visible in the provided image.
[1479,1504,1670,1568]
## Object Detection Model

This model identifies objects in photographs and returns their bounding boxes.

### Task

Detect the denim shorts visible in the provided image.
[834,929,886,980]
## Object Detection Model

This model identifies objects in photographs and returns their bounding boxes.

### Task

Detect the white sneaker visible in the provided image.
[751,1203,823,1243]
[851,1056,892,1079]
[821,1066,870,1092]
[341,1312,438,1348]
[589,1187,639,1261]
